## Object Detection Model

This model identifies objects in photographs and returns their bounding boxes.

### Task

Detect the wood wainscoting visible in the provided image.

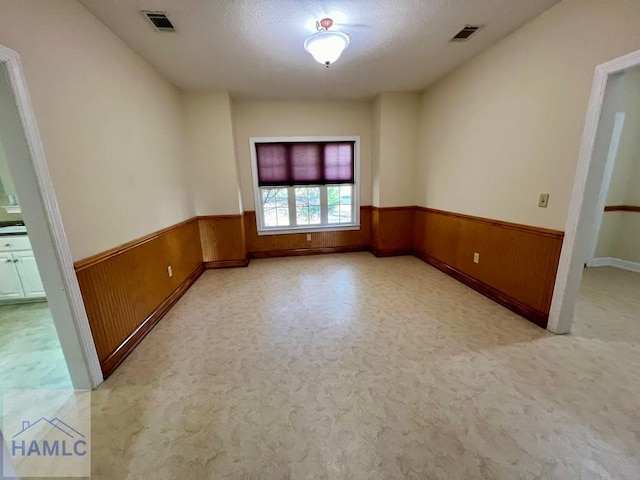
[243,207,372,258]
[198,215,248,268]
[74,218,203,377]
[76,206,565,378]
[413,208,564,327]
[371,206,414,257]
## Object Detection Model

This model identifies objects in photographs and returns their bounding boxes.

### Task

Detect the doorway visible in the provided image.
[0,45,102,389]
[549,49,640,334]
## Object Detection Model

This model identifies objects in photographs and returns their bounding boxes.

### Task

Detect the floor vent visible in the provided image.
[142,11,175,32]
[451,25,482,41]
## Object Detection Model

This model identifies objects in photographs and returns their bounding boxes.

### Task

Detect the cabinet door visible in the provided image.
[0,253,24,299]
[14,251,45,298]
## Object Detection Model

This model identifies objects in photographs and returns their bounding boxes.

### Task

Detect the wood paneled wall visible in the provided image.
[75,206,565,378]
[371,206,414,257]
[413,207,564,327]
[244,207,372,258]
[198,215,248,268]
[74,218,203,377]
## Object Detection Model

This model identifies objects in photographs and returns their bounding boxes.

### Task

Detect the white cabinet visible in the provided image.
[14,251,45,298]
[0,253,25,300]
[0,235,45,301]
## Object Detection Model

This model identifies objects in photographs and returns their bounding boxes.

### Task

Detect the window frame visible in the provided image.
[250,136,361,235]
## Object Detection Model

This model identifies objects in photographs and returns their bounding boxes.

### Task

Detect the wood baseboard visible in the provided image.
[249,245,369,259]
[204,258,249,269]
[100,264,204,378]
[414,250,548,329]
[370,247,414,258]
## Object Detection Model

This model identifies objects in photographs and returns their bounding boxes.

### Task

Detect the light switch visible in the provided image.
[538,193,549,208]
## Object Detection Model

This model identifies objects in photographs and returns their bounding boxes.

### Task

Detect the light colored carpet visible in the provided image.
[0,301,72,392]
[86,254,640,479]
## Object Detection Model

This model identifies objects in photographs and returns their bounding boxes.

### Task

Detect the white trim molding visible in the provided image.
[589,257,640,273]
[0,44,103,388]
[548,48,640,334]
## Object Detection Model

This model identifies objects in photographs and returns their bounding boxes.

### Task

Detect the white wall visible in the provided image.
[0,0,192,261]
[415,0,640,231]
[231,99,373,210]
[183,91,242,215]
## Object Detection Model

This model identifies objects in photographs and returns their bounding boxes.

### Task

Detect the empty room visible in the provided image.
[1,1,640,479]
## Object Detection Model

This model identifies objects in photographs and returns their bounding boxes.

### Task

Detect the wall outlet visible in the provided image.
[167,265,173,277]
[306,234,311,241]
[538,193,550,208]
[473,252,480,264]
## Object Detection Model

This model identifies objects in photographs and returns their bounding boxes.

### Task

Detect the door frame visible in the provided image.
[547,48,640,334]
[0,44,103,388]
[585,111,625,265]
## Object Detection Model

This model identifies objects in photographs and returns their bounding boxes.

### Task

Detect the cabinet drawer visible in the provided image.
[0,236,32,252]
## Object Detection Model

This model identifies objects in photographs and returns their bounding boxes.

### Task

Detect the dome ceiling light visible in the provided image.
[303,18,350,68]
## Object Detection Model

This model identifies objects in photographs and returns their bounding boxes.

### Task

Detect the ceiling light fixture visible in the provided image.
[304,18,350,67]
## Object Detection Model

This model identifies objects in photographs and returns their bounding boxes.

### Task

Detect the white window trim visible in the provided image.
[249,136,361,235]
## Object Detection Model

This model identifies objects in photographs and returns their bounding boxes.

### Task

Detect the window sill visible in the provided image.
[257,224,360,236]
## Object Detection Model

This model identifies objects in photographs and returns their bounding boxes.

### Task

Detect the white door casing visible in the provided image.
[0,44,102,387]
[548,48,640,334]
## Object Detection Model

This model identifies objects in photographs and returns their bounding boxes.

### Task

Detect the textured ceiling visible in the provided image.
[78,0,560,99]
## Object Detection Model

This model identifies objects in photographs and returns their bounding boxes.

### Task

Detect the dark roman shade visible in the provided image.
[256,141,354,187]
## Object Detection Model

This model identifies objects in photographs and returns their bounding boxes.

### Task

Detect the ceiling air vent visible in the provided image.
[142,11,175,32]
[451,25,482,41]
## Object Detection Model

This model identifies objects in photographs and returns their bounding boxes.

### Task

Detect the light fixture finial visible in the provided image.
[318,18,334,31]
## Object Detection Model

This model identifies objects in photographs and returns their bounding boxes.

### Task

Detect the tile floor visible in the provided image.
[82,254,640,480]
[0,301,72,392]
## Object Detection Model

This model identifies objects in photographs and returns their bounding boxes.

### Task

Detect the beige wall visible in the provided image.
[3,0,640,260]
[231,99,373,211]
[595,213,640,263]
[372,96,382,207]
[611,217,640,263]
[415,0,640,231]
[183,91,242,215]
[375,93,420,207]
[0,0,192,260]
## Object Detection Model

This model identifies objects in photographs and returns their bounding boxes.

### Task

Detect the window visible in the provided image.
[250,137,360,234]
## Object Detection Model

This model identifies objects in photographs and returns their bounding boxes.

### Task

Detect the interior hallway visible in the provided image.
[0,302,71,391]
[574,266,640,340]
[88,254,640,479]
